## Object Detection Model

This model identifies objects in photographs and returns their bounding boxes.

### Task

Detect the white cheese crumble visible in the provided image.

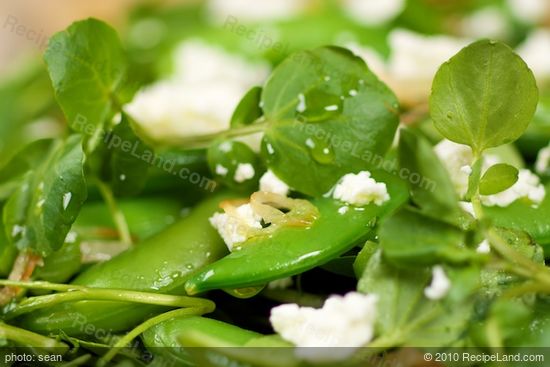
[65,231,78,244]
[215,164,228,176]
[536,145,550,174]
[517,30,550,84]
[459,201,476,218]
[324,105,338,111]
[62,192,72,210]
[434,139,474,197]
[460,165,473,176]
[341,0,405,26]
[338,206,349,215]
[460,7,509,39]
[259,170,290,196]
[125,40,268,143]
[476,239,491,254]
[347,30,468,104]
[270,292,378,362]
[333,171,390,206]
[296,93,307,113]
[207,0,307,23]
[267,277,293,290]
[507,0,550,24]
[234,163,255,183]
[481,169,546,207]
[209,203,262,250]
[424,266,451,300]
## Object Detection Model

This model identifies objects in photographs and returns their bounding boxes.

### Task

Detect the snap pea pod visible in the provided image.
[143,316,297,367]
[185,171,408,294]
[18,192,234,335]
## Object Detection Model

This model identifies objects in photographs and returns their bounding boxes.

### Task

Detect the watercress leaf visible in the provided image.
[207,140,262,192]
[0,139,53,200]
[358,251,476,347]
[398,129,462,225]
[482,184,550,253]
[3,135,87,257]
[379,208,475,267]
[430,40,538,154]
[102,114,151,196]
[261,46,399,196]
[44,18,127,153]
[479,163,518,195]
[230,86,263,128]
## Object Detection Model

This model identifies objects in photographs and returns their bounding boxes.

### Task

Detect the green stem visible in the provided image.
[96,180,132,245]
[2,280,214,319]
[0,322,69,352]
[173,120,268,149]
[99,306,214,365]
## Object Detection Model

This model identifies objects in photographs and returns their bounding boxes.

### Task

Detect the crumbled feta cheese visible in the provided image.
[481,169,546,207]
[268,277,293,290]
[270,292,378,362]
[424,266,451,300]
[460,7,509,39]
[349,89,358,97]
[266,143,275,155]
[259,170,290,196]
[215,164,228,176]
[209,203,262,250]
[476,239,491,254]
[507,0,550,24]
[341,0,405,25]
[234,163,255,183]
[460,165,473,176]
[434,139,474,197]
[11,225,24,238]
[65,231,78,244]
[125,40,268,143]
[324,105,338,111]
[62,192,72,210]
[296,93,307,113]
[517,30,550,83]
[459,201,476,218]
[207,0,307,23]
[338,206,349,215]
[535,145,550,174]
[347,31,468,104]
[332,171,390,206]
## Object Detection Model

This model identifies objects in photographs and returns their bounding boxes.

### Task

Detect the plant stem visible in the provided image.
[173,120,268,149]
[99,306,214,365]
[0,322,69,352]
[2,280,214,319]
[96,180,132,245]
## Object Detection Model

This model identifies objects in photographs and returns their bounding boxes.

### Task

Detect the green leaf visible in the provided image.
[102,114,151,196]
[398,129,462,225]
[479,163,519,195]
[430,40,538,154]
[230,86,263,128]
[0,139,52,200]
[34,240,81,283]
[44,18,127,153]
[3,135,87,256]
[379,208,475,267]
[261,46,399,196]
[358,251,476,347]
[482,184,550,252]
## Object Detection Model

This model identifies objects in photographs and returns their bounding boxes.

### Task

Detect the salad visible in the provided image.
[0,1,550,366]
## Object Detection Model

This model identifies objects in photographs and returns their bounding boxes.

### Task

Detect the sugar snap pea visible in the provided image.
[18,192,234,335]
[185,171,408,294]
